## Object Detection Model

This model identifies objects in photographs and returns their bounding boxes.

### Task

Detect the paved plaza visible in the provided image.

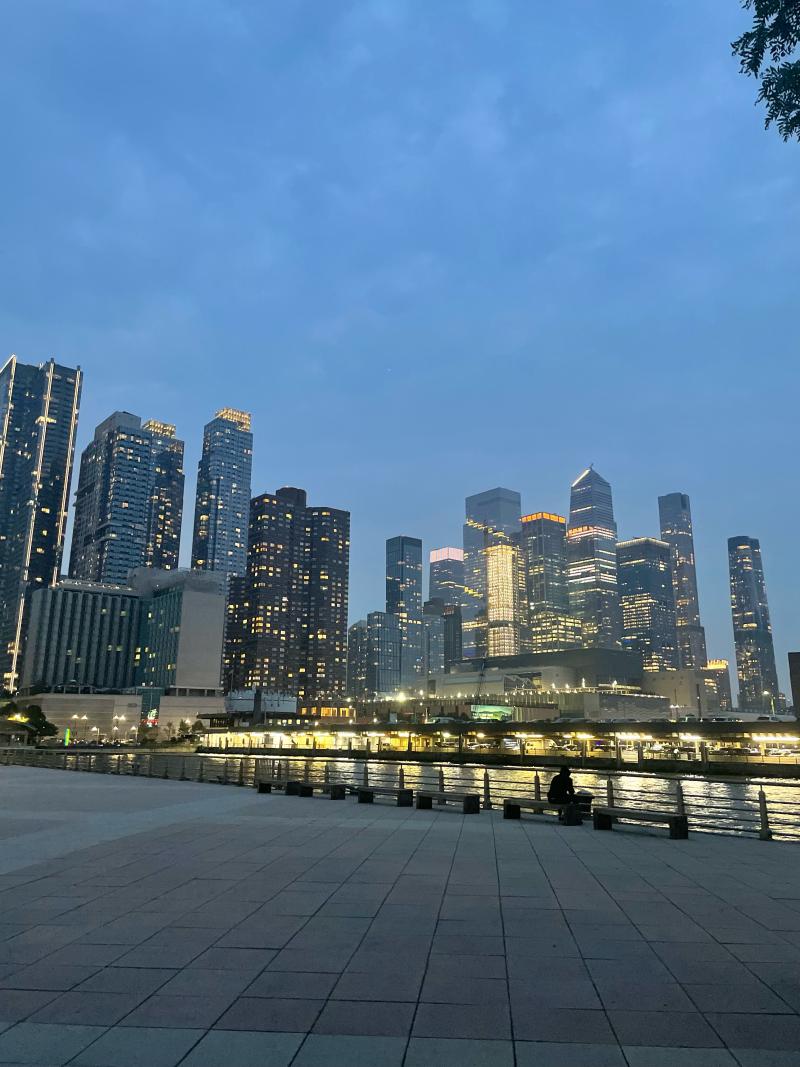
[1,768,800,1065]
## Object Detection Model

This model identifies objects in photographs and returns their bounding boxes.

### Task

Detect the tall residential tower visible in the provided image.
[191,409,253,577]
[0,356,82,691]
[617,537,678,670]
[386,536,423,687]
[462,488,522,658]
[658,492,707,668]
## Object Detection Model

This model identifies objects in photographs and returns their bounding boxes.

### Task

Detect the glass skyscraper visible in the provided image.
[386,535,423,687]
[191,408,253,577]
[520,511,581,651]
[429,547,464,606]
[728,535,779,711]
[366,611,401,697]
[70,413,185,584]
[346,619,369,699]
[617,537,678,670]
[566,467,622,648]
[0,356,82,692]
[462,487,521,658]
[658,492,707,669]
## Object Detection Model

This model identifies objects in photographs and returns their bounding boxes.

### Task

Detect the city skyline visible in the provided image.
[1,4,797,695]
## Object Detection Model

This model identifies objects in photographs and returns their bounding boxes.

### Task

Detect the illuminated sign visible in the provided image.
[470,705,513,722]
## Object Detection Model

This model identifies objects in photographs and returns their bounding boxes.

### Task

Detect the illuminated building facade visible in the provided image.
[242,488,350,703]
[617,537,678,670]
[704,659,733,713]
[658,492,707,669]
[429,547,464,606]
[386,536,423,687]
[366,611,401,697]
[142,420,184,571]
[462,487,521,658]
[566,467,622,648]
[346,619,369,699]
[728,536,779,711]
[222,575,249,692]
[191,408,253,577]
[485,541,520,655]
[70,412,185,584]
[521,511,580,651]
[0,356,82,692]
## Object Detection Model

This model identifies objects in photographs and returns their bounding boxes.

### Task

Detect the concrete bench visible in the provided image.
[357,786,413,807]
[257,779,312,797]
[593,805,689,839]
[503,796,583,823]
[416,790,480,814]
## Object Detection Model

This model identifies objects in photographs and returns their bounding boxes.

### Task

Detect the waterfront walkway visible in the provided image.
[1,769,800,1066]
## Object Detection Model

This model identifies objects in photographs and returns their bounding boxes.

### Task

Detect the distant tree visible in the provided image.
[138,724,161,744]
[4,703,58,739]
[733,0,800,140]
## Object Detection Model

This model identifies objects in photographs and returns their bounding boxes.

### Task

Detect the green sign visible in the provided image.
[471,704,512,721]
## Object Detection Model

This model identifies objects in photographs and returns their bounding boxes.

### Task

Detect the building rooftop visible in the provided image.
[1,765,799,1064]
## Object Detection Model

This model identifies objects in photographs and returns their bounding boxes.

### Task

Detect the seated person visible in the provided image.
[548,765,576,805]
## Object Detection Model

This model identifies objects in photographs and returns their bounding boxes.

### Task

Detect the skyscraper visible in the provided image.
[658,492,707,668]
[617,537,678,670]
[462,488,521,658]
[520,511,581,651]
[346,620,369,699]
[365,611,401,697]
[0,356,82,692]
[423,598,463,671]
[241,487,350,704]
[143,421,184,571]
[386,536,423,687]
[191,409,253,577]
[728,536,779,711]
[429,547,464,606]
[422,599,446,677]
[566,467,621,648]
[70,413,185,584]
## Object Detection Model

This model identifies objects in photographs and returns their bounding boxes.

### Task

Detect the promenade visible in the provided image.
[1,768,800,1066]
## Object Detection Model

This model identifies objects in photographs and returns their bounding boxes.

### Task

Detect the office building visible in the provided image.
[429,547,464,606]
[462,487,521,658]
[566,467,622,648]
[22,579,140,692]
[191,409,253,576]
[704,659,734,713]
[366,611,401,697]
[70,413,185,584]
[521,511,580,652]
[728,536,779,711]
[386,536,423,686]
[346,620,370,700]
[617,537,678,671]
[658,492,707,668]
[485,541,520,655]
[241,488,350,703]
[422,600,446,677]
[222,575,249,693]
[0,356,82,692]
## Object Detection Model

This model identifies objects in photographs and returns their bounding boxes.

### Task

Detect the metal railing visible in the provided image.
[0,747,791,841]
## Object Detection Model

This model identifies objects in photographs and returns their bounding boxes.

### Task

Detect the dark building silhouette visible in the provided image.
[521,511,581,651]
[788,653,800,717]
[728,536,779,711]
[658,492,707,669]
[0,356,82,692]
[240,488,350,704]
[346,619,369,699]
[386,536,423,687]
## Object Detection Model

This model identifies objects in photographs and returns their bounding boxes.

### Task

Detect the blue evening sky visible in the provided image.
[2,2,797,691]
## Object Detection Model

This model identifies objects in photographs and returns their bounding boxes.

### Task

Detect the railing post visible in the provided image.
[222,760,229,785]
[398,766,405,790]
[759,788,773,841]
[147,755,153,778]
[438,767,445,804]
[482,769,492,811]
[606,778,615,808]
[303,760,310,784]
[180,757,187,781]
[675,781,686,816]
[534,772,541,800]
[115,755,121,775]
[163,759,169,779]
[237,759,245,786]
[197,758,204,783]
[323,762,330,786]
[362,761,369,787]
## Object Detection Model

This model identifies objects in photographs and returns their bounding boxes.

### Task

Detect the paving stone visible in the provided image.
[622,1049,738,1066]
[331,970,422,1002]
[214,996,324,1032]
[0,964,100,991]
[0,1022,105,1065]
[607,1010,723,1047]
[704,1013,800,1051]
[118,993,234,1028]
[412,1002,511,1040]
[515,1042,626,1066]
[244,970,337,1000]
[179,1029,303,1067]
[71,1025,203,1066]
[313,999,415,1036]
[291,1034,407,1066]
[512,1007,618,1044]
[76,967,177,995]
[405,1037,514,1067]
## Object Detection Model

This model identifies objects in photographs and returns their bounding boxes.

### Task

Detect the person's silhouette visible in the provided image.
[547,765,576,805]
